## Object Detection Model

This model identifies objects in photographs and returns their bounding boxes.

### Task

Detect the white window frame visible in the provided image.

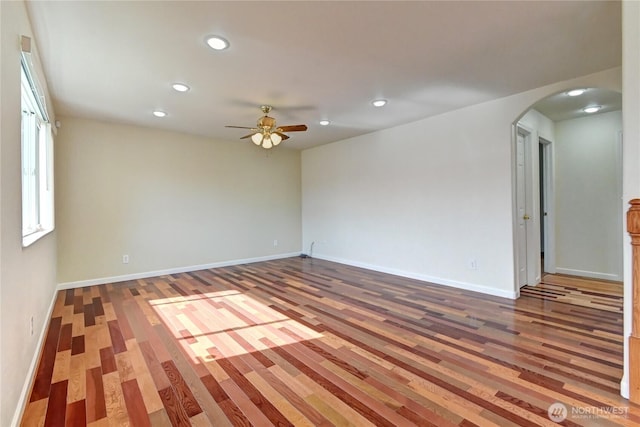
[21,56,54,247]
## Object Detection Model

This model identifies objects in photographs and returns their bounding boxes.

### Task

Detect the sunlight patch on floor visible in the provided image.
[150,290,323,363]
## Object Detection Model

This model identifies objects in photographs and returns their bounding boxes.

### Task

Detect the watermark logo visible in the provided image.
[547,402,629,423]
[548,402,568,422]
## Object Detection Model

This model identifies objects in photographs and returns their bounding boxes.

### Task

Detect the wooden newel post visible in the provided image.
[627,199,640,404]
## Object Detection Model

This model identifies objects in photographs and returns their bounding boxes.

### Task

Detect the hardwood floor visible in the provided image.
[20,258,640,426]
[521,274,623,313]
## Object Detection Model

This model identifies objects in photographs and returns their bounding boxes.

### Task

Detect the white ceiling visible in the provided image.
[533,88,622,122]
[25,1,621,150]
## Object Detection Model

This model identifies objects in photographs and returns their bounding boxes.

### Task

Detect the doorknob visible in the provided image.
[523,214,530,220]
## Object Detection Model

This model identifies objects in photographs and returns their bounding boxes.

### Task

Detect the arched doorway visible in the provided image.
[512,87,622,291]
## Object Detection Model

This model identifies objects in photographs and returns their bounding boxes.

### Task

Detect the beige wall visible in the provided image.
[56,116,302,284]
[1,2,58,425]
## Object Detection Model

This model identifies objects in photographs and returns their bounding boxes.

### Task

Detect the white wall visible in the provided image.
[1,2,58,425]
[555,111,622,280]
[56,116,302,285]
[302,67,621,299]
[519,109,555,142]
[621,0,640,400]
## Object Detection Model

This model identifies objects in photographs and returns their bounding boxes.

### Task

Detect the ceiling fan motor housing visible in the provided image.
[258,115,276,130]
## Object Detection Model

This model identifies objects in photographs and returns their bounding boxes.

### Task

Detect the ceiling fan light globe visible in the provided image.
[251,133,263,145]
[271,133,282,145]
[263,137,273,149]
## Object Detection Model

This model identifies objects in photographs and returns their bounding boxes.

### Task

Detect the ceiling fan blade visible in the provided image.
[240,133,254,139]
[225,125,256,130]
[274,132,290,141]
[277,124,308,132]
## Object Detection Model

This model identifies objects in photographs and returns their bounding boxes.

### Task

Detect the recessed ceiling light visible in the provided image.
[205,35,229,51]
[319,120,330,126]
[567,89,585,97]
[172,83,190,92]
[583,105,601,114]
[153,110,167,118]
[372,99,387,107]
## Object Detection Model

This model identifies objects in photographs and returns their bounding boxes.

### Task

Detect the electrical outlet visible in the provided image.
[273,239,278,247]
[122,254,130,264]
[30,316,34,336]
[469,259,478,270]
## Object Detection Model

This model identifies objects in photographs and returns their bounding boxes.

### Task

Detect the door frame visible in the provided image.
[515,126,530,288]
[539,137,556,274]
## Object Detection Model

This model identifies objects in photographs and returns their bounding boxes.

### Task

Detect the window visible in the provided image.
[21,48,54,247]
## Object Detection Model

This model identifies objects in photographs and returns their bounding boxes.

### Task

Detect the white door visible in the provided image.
[516,130,528,287]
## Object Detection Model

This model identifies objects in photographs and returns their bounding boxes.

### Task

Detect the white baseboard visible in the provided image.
[11,288,59,427]
[56,252,300,290]
[312,254,518,300]
[555,267,622,282]
[621,377,629,399]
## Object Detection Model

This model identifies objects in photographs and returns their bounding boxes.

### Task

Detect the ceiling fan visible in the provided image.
[225,105,307,149]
